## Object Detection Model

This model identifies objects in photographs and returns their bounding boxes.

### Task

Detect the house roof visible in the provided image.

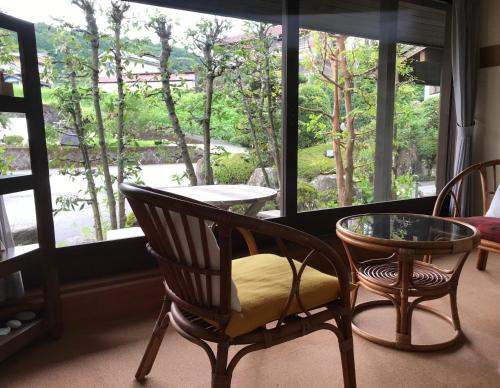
[98,71,196,84]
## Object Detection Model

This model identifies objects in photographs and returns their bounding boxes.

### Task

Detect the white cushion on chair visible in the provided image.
[485,185,500,217]
[151,207,241,312]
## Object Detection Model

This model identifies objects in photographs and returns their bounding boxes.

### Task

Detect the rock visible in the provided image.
[0,327,11,336]
[15,311,36,322]
[6,320,22,329]
[195,158,206,185]
[310,174,337,191]
[247,167,279,189]
[11,225,37,245]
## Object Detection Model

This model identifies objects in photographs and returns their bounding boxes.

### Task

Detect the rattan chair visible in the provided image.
[434,159,500,270]
[120,183,356,388]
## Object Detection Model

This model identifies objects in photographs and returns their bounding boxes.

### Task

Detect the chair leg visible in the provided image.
[476,249,489,271]
[135,297,171,381]
[338,316,357,388]
[449,288,461,331]
[212,342,231,388]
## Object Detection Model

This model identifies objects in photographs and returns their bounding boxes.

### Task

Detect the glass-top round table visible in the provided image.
[338,213,477,248]
[336,213,480,351]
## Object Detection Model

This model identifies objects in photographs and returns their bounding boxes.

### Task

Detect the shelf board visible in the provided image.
[0,95,26,113]
[0,318,45,363]
[0,244,39,277]
[0,174,34,195]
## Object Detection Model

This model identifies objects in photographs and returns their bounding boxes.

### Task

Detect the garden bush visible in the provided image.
[3,135,24,146]
[213,153,257,184]
[297,181,319,211]
[297,143,335,180]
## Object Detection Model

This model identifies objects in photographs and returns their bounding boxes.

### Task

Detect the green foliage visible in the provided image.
[125,212,138,227]
[298,81,331,148]
[297,143,335,180]
[2,135,24,146]
[297,181,319,211]
[394,174,417,200]
[213,153,257,184]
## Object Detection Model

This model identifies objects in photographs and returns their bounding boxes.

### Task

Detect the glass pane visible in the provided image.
[297,30,379,212]
[393,44,442,199]
[0,112,31,175]
[2,190,38,248]
[0,27,23,97]
[6,1,283,246]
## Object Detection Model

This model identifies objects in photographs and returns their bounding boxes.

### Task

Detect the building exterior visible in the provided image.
[98,53,196,92]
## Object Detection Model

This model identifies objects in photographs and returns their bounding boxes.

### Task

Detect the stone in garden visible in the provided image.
[0,327,11,336]
[6,320,22,329]
[15,311,36,321]
[247,167,279,189]
[310,174,337,191]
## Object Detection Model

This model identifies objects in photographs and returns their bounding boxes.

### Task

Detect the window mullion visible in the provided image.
[374,0,398,202]
[281,0,299,217]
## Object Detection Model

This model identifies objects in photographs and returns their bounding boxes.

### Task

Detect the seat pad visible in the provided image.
[226,253,341,337]
[458,216,500,243]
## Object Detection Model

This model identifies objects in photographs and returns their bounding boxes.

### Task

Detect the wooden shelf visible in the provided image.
[0,174,34,195]
[0,95,26,113]
[0,318,45,363]
[0,244,39,277]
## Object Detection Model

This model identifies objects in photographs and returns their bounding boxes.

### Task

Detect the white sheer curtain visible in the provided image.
[0,195,24,301]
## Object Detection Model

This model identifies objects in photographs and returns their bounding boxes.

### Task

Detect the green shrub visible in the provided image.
[297,181,319,211]
[213,153,256,184]
[297,143,335,180]
[3,135,24,146]
[125,212,138,227]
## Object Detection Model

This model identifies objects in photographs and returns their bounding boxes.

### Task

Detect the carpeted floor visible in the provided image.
[0,250,499,387]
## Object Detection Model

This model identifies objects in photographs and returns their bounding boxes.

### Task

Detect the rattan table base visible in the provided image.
[351,299,463,351]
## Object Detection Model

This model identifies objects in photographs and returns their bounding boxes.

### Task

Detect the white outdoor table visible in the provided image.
[159,184,278,217]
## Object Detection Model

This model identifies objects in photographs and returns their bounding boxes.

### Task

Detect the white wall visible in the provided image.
[474,0,500,163]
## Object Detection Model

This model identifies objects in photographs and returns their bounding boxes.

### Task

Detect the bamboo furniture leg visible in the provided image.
[135,296,171,381]
[476,249,489,271]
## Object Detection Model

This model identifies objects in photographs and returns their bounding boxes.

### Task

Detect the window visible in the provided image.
[3,1,284,246]
[3,0,449,284]
[297,31,379,211]
[393,44,442,200]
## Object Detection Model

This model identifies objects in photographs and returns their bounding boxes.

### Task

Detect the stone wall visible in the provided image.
[3,144,202,170]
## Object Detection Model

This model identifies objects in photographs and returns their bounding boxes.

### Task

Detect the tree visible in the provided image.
[149,15,197,186]
[302,32,378,206]
[227,22,282,189]
[72,0,117,229]
[109,0,130,228]
[52,30,103,240]
[187,18,230,185]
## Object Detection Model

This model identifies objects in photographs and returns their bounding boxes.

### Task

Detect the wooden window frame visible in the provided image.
[10,0,452,287]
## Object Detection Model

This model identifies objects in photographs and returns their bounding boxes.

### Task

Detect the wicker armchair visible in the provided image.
[120,183,356,388]
[434,159,500,270]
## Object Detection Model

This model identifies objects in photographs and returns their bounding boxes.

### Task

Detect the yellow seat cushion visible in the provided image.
[226,253,342,337]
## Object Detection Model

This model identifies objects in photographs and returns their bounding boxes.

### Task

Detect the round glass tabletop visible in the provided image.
[338,213,475,243]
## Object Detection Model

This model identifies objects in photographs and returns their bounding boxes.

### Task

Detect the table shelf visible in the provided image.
[0,244,39,277]
[0,318,45,363]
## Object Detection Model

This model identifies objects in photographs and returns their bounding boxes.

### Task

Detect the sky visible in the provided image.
[0,0,245,42]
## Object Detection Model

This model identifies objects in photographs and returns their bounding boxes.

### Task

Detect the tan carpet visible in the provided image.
[0,250,499,387]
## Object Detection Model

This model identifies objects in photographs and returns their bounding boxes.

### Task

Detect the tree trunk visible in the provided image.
[330,45,347,206]
[261,34,282,189]
[153,18,197,186]
[337,35,354,206]
[237,74,271,187]
[202,70,215,185]
[68,61,103,241]
[110,2,128,228]
[75,0,117,229]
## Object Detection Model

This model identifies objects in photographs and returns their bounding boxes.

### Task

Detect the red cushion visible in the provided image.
[457,216,500,243]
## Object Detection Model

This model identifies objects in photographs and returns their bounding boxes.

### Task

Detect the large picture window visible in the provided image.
[1,0,449,249]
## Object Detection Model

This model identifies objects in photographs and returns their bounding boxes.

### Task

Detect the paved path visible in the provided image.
[4,163,189,245]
